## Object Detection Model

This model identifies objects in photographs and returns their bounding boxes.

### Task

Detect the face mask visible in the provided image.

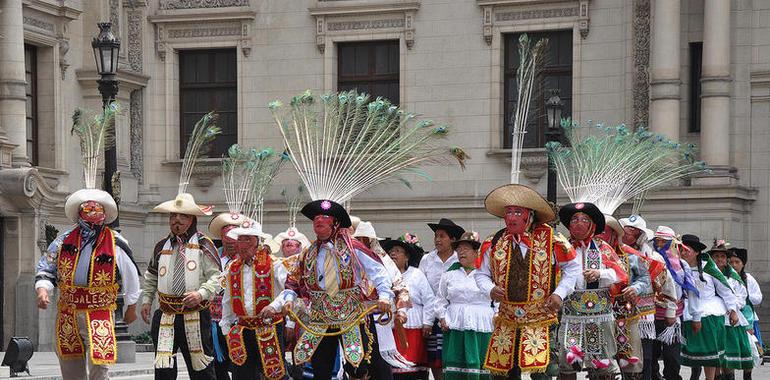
[79,201,106,224]
[504,206,531,235]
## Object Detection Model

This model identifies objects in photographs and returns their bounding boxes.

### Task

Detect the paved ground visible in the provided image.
[3,352,769,379]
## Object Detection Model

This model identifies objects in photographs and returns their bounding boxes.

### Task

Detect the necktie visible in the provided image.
[323,249,339,296]
[172,236,187,295]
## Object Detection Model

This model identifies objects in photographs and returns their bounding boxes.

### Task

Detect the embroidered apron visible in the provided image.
[155,234,213,371]
[483,225,558,374]
[226,256,285,380]
[56,227,119,365]
[293,239,369,368]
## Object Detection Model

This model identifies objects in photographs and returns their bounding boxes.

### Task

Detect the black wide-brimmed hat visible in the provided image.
[728,247,748,264]
[427,218,465,240]
[381,233,424,267]
[558,202,605,233]
[300,199,352,228]
[681,234,707,252]
[451,231,482,251]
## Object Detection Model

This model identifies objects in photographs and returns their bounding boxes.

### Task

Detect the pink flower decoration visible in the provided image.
[321,200,332,210]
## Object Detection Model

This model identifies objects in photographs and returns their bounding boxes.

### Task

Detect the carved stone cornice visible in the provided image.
[477,0,589,45]
[159,0,249,9]
[149,10,256,59]
[75,69,151,92]
[0,168,69,213]
[309,1,420,53]
[22,0,82,21]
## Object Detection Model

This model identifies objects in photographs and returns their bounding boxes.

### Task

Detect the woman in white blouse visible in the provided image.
[383,233,435,380]
[436,232,494,380]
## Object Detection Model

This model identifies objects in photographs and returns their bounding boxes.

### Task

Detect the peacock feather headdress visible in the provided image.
[547,119,709,216]
[281,185,305,229]
[268,90,468,204]
[71,101,119,189]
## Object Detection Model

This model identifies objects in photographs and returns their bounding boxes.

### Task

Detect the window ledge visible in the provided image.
[486,148,549,183]
[161,158,223,192]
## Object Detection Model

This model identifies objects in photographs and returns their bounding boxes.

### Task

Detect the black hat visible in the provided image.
[728,247,747,264]
[451,231,482,251]
[427,218,465,240]
[300,199,352,228]
[681,234,707,252]
[558,202,605,233]
[381,233,423,268]
[708,239,731,255]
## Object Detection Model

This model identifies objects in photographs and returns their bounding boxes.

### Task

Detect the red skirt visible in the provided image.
[395,327,428,365]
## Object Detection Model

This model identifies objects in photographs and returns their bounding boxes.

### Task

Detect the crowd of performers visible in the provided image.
[31,95,765,380]
[33,180,766,380]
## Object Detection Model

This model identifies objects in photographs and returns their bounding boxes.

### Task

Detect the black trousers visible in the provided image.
[310,317,393,380]
[151,309,217,380]
[231,326,287,380]
[651,319,682,380]
[214,323,231,380]
[642,338,654,380]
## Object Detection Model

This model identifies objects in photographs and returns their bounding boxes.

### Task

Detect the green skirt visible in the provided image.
[681,316,726,368]
[725,324,754,370]
[442,329,492,380]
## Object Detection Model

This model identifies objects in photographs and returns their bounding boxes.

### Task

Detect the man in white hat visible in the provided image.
[272,227,310,258]
[619,216,677,380]
[219,221,291,379]
[35,104,142,380]
[263,199,394,380]
[475,184,581,379]
[140,193,223,380]
[595,215,651,380]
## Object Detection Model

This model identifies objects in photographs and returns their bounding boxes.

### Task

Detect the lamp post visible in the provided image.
[545,89,564,204]
[92,22,132,353]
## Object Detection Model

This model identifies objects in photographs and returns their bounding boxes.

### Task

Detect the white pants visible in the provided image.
[57,311,111,380]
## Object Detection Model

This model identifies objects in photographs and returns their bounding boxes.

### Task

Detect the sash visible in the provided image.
[154,234,212,371]
[484,225,556,374]
[225,257,286,379]
[56,227,119,365]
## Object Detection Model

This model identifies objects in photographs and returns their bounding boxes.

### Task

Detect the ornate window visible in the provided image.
[337,40,400,104]
[503,31,572,148]
[24,44,39,165]
[179,49,237,157]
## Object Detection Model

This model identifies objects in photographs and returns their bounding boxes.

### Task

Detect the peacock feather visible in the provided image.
[70,101,119,189]
[281,185,306,228]
[546,119,708,215]
[510,34,548,184]
[269,90,467,203]
[179,112,221,194]
[222,144,286,225]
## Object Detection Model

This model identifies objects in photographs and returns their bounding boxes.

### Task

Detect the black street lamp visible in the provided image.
[92,22,121,228]
[545,89,564,204]
[92,22,130,347]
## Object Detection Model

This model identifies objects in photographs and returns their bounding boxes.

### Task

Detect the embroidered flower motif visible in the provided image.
[321,200,332,210]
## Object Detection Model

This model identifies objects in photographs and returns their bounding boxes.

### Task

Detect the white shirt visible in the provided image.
[685,263,737,322]
[728,276,751,327]
[418,249,458,296]
[219,257,290,332]
[573,240,619,290]
[35,230,141,306]
[746,273,763,320]
[475,238,580,301]
[436,267,495,332]
[401,267,435,329]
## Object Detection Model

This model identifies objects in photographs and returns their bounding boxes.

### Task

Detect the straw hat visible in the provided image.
[209,212,252,239]
[484,184,555,224]
[152,193,213,217]
[604,214,624,239]
[64,189,118,224]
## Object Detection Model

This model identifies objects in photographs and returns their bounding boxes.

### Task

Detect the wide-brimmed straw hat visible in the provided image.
[484,184,555,224]
[153,193,213,216]
[64,188,119,224]
[209,212,251,239]
[604,214,624,239]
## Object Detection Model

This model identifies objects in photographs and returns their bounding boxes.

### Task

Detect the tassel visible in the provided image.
[638,320,656,340]
[657,321,681,345]
[154,352,173,369]
[190,351,214,372]
[591,358,611,369]
[566,345,585,365]
[211,321,225,363]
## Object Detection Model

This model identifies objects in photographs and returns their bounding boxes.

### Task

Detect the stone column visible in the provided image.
[0,0,29,166]
[699,0,732,171]
[648,0,681,141]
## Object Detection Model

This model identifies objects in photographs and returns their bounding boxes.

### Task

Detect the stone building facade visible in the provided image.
[0,0,768,348]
